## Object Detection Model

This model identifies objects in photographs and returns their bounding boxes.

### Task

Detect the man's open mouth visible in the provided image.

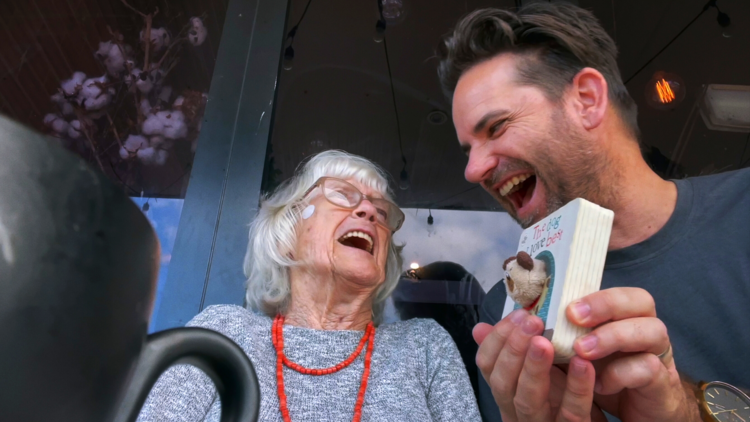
[499,173,537,211]
[337,231,374,254]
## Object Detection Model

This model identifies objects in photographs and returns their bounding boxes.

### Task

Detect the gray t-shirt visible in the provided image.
[476,168,750,421]
[137,304,480,421]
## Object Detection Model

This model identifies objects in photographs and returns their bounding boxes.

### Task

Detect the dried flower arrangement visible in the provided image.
[42,0,209,194]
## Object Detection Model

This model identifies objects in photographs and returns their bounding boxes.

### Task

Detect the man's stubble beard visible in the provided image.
[500,109,618,229]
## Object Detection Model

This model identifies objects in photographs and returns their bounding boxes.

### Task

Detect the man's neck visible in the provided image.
[605,159,678,251]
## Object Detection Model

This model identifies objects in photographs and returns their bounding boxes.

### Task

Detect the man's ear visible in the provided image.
[570,67,608,131]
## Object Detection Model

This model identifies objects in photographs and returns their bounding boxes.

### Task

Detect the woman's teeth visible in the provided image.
[499,174,531,197]
[339,231,374,253]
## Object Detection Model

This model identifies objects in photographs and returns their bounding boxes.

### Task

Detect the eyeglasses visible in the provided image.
[303,177,405,232]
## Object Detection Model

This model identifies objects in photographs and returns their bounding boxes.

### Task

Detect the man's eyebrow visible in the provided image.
[473,110,510,135]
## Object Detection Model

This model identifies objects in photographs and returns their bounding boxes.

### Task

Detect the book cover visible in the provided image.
[500,198,613,361]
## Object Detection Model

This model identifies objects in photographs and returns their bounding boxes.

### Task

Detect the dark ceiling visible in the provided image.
[267,0,750,211]
[2,0,746,205]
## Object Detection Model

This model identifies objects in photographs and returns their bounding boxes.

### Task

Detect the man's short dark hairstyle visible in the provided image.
[437,3,639,139]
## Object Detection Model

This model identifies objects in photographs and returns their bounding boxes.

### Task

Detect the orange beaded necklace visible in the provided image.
[271,315,375,422]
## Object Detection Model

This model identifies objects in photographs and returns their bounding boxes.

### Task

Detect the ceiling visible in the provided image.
[267,0,750,211]
[1,0,747,205]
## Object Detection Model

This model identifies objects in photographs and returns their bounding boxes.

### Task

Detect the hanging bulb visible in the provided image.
[645,71,686,110]
[427,210,433,225]
[380,0,407,25]
[399,166,410,190]
[142,202,150,211]
[373,19,386,43]
[282,46,294,71]
[717,11,732,38]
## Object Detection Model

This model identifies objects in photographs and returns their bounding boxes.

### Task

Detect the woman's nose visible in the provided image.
[353,199,377,223]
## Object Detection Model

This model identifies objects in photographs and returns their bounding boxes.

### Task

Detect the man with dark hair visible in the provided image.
[438,3,750,422]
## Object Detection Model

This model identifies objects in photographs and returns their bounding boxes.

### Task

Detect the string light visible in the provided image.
[625,0,732,85]
[399,160,409,190]
[281,0,313,71]
[282,46,294,71]
[646,72,686,110]
[656,79,676,104]
[380,0,407,25]
[373,19,386,43]
[375,0,408,191]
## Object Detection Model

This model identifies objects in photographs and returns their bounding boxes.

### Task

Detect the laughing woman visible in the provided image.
[137,150,480,422]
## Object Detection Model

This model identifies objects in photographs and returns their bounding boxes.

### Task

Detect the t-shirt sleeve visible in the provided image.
[136,305,251,422]
[421,319,482,422]
[477,282,508,422]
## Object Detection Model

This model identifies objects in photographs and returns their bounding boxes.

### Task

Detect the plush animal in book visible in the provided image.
[502,251,551,315]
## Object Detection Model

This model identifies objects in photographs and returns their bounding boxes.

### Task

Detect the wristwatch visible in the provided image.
[695,381,750,422]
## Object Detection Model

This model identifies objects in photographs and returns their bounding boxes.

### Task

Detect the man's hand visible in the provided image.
[567,287,701,422]
[473,310,607,422]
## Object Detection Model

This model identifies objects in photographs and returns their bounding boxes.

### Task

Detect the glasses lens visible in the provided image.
[372,198,404,231]
[319,178,404,231]
[322,179,360,207]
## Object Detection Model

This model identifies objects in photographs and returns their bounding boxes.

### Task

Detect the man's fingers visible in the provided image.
[487,314,544,420]
[473,322,494,345]
[556,357,596,422]
[567,287,656,327]
[594,352,666,396]
[475,310,528,377]
[514,336,554,422]
[573,317,670,361]
[597,353,688,421]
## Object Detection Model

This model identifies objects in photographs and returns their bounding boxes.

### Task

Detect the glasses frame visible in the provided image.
[303,177,405,232]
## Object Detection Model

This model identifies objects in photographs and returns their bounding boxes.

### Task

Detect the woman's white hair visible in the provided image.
[244,150,404,324]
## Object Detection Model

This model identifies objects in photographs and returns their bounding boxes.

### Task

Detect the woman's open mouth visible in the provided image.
[499,173,537,212]
[337,231,374,254]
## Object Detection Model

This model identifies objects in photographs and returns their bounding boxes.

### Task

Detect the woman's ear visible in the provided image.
[571,67,608,131]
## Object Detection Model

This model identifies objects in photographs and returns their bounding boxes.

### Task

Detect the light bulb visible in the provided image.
[380,0,406,25]
[645,71,686,110]
[410,262,419,270]
[427,110,448,125]
[282,46,294,71]
[717,12,732,38]
[399,167,409,190]
[373,20,386,43]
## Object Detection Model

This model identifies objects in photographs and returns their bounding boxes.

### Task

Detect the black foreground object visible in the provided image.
[0,115,260,422]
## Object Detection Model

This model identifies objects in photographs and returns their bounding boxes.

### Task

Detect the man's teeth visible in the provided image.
[339,231,373,253]
[499,174,531,197]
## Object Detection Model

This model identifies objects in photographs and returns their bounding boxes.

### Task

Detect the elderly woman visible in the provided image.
[137,150,480,421]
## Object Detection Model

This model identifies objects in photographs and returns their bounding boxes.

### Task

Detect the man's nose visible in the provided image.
[464,150,497,184]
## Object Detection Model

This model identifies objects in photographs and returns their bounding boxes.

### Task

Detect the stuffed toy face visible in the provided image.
[503,251,548,309]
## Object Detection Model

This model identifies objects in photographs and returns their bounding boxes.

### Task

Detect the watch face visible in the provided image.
[703,382,750,422]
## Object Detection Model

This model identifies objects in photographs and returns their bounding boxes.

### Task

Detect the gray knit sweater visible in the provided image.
[136,305,480,421]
